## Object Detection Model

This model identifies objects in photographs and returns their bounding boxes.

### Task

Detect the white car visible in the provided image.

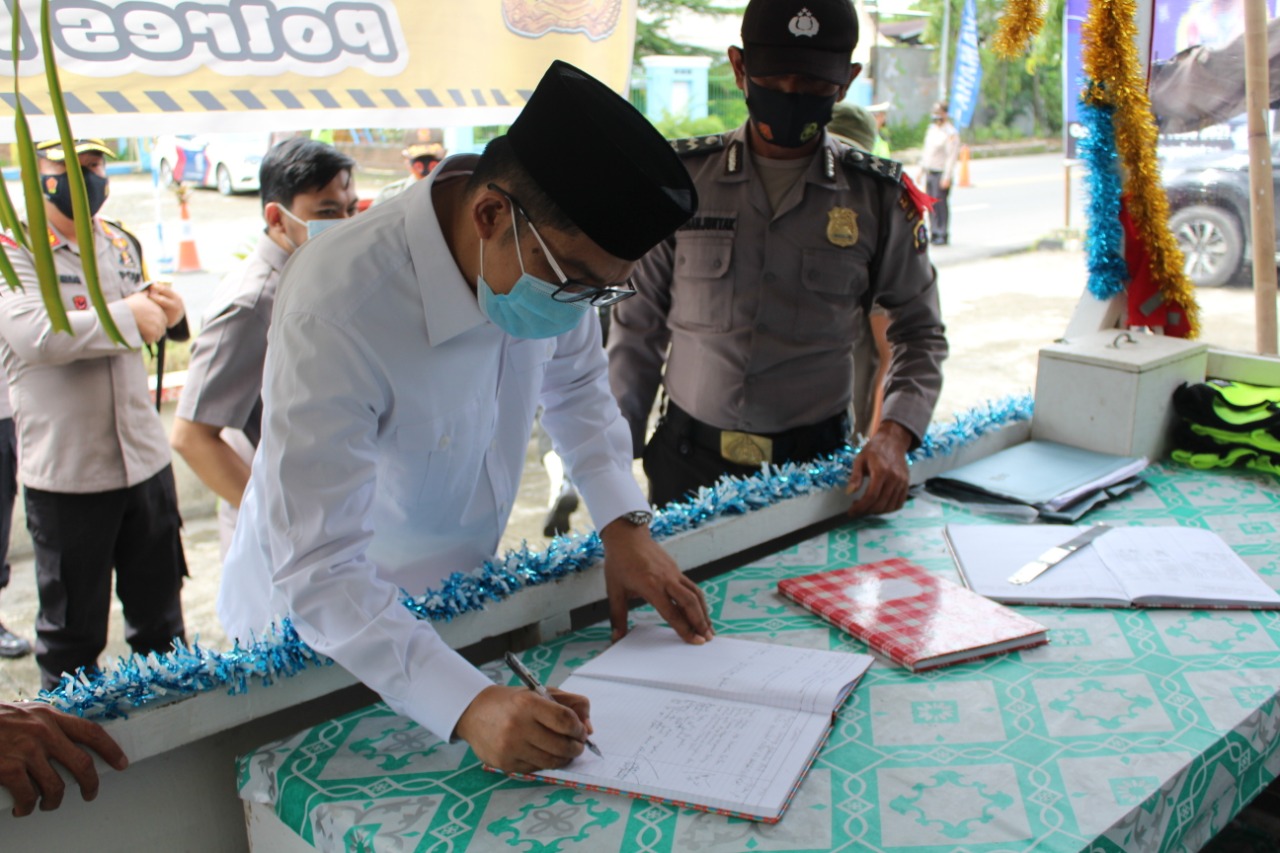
[153,132,273,195]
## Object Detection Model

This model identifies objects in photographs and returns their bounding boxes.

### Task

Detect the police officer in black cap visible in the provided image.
[218,60,710,775]
[609,0,948,515]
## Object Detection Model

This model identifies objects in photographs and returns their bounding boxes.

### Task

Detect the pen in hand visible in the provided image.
[504,651,603,758]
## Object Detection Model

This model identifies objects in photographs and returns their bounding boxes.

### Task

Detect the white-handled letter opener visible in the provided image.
[1008,524,1112,585]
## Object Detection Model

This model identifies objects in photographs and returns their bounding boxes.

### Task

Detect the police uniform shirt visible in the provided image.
[921,120,960,176]
[177,236,291,447]
[218,156,649,743]
[608,124,948,447]
[0,220,169,493]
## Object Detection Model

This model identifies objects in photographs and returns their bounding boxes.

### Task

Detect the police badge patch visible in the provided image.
[913,221,930,254]
[827,207,858,247]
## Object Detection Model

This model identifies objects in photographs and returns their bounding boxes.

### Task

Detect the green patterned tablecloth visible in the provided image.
[237,463,1280,852]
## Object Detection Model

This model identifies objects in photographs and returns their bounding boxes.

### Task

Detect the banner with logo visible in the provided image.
[948,0,982,130]
[0,0,637,139]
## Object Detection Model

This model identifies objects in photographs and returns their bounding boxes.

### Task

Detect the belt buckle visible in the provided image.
[720,431,773,465]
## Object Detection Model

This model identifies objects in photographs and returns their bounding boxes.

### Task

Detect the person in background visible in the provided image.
[171,138,359,558]
[828,102,881,152]
[218,61,711,774]
[608,0,947,514]
[826,103,897,432]
[920,101,960,246]
[374,142,447,205]
[0,138,189,690]
[0,371,29,659]
[0,701,128,817]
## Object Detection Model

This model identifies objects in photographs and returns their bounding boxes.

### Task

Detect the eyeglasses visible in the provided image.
[487,183,637,307]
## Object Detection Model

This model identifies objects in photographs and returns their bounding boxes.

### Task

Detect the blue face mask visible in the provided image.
[280,205,347,248]
[475,208,589,339]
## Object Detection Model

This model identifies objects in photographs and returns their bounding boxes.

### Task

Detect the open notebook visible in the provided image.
[505,625,872,823]
[945,524,1280,608]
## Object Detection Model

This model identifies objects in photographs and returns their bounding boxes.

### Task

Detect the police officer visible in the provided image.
[0,138,189,689]
[373,141,446,205]
[172,138,359,558]
[608,0,948,514]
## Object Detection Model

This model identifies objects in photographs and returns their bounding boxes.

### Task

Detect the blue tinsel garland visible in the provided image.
[1079,95,1130,300]
[42,394,1034,720]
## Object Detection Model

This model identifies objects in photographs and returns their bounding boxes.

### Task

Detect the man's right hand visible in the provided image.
[0,702,128,817]
[454,685,592,773]
[123,292,167,344]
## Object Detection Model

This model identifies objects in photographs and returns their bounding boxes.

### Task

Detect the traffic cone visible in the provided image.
[958,145,972,188]
[176,196,202,273]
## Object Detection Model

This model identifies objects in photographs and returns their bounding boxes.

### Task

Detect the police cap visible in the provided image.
[506,60,697,262]
[741,0,859,86]
[35,138,116,161]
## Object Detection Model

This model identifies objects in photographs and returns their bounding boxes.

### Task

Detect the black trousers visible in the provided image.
[0,418,15,594]
[925,170,951,241]
[26,466,188,690]
[642,405,850,509]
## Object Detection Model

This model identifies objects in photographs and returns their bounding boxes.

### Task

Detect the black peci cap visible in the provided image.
[506,60,697,262]
[741,0,859,86]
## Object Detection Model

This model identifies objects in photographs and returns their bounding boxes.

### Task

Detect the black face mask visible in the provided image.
[745,79,838,148]
[42,169,109,220]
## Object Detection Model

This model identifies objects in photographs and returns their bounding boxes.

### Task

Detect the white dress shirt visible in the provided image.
[218,159,648,742]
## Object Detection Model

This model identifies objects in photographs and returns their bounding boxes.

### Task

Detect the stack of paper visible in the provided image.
[925,440,1148,521]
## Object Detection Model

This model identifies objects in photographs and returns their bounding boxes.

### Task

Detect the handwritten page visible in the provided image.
[519,625,873,822]
[542,679,832,819]
[1094,527,1280,605]
[573,625,869,714]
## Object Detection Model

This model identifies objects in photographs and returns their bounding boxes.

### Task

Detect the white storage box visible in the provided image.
[1032,330,1208,460]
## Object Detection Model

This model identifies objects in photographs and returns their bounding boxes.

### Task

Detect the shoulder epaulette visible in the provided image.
[669,134,726,157]
[101,218,139,241]
[840,147,905,183]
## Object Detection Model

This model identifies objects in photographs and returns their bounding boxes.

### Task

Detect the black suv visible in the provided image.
[1160,141,1280,287]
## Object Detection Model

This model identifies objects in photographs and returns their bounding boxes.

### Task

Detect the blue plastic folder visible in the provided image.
[925,440,1148,519]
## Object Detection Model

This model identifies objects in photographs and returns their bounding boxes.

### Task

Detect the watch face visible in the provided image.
[626,510,653,526]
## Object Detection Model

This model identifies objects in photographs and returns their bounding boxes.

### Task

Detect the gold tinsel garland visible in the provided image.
[1081,0,1200,335]
[992,0,1045,59]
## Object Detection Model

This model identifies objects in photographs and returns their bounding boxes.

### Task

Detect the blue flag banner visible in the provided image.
[949,0,983,129]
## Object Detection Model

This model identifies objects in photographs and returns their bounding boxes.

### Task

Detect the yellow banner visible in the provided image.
[0,0,637,139]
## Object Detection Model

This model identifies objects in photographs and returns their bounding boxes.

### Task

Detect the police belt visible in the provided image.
[664,401,851,467]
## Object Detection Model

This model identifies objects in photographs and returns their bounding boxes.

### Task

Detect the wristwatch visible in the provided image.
[621,510,653,528]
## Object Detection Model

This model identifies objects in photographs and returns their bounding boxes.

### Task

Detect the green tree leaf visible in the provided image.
[40,0,128,345]
[10,0,69,335]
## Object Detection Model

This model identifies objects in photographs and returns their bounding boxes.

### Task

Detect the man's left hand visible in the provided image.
[845,420,913,516]
[600,519,713,645]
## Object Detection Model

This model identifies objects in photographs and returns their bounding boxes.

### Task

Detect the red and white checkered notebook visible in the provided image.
[778,558,1049,672]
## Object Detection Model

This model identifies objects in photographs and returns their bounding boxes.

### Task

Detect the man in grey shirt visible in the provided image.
[172,138,358,557]
[608,0,948,513]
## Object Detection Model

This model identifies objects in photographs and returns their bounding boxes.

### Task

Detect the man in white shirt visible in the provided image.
[219,61,710,774]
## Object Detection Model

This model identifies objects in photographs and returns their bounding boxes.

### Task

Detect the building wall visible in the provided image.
[871,45,939,128]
